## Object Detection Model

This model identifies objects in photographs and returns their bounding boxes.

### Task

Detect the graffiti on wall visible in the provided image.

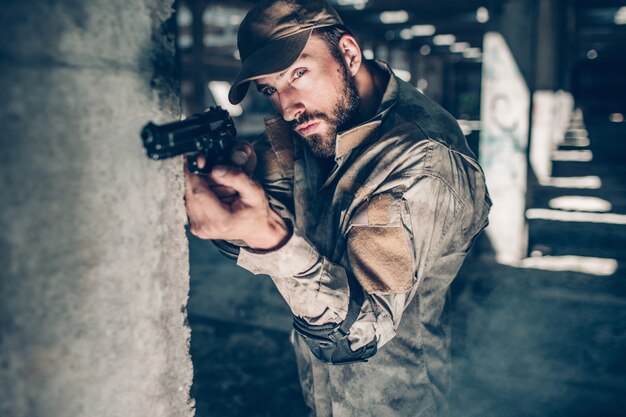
[479,31,531,263]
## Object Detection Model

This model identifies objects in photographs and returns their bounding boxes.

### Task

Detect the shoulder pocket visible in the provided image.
[346,193,415,294]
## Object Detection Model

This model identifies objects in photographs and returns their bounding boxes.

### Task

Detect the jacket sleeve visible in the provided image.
[237,171,472,353]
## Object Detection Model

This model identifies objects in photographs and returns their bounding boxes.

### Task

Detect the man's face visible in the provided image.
[255,35,360,158]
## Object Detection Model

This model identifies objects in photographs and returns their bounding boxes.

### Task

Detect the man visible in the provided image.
[184,0,491,415]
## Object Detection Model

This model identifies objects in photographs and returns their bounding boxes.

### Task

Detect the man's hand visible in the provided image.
[206,140,258,204]
[184,141,290,251]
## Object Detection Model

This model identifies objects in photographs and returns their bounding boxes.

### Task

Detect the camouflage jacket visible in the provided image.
[237,61,491,417]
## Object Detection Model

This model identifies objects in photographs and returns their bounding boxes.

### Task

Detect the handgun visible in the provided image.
[140,106,236,174]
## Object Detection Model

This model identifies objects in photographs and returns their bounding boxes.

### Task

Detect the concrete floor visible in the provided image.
[187,237,308,417]
[187,111,626,417]
[449,255,626,417]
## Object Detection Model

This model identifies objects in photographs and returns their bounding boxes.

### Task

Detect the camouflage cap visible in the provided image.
[228,0,343,105]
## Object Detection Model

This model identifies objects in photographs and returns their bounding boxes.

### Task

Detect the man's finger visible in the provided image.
[197,154,206,169]
[210,184,238,199]
[184,158,220,202]
[183,157,205,195]
[210,165,264,204]
[185,177,231,220]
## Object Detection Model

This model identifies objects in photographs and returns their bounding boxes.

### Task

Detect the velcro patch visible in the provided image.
[349,193,396,228]
[367,193,392,225]
[259,117,294,177]
[347,226,414,294]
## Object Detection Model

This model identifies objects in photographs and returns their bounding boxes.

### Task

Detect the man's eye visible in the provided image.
[263,86,277,96]
[294,68,307,79]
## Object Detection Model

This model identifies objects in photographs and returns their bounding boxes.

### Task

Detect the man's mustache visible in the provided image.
[291,111,331,130]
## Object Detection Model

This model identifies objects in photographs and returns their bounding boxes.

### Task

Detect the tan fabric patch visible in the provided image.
[263,117,294,176]
[347,226,414,294]
[368,194,392,225]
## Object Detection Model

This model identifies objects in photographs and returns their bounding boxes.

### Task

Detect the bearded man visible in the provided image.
[184,1,491,416]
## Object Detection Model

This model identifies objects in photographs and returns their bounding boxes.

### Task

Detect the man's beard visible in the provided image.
[292,60,360,158]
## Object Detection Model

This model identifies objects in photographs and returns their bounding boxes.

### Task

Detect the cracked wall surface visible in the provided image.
[0,1,194,416]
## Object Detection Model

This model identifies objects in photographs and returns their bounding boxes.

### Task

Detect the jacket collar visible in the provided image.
[334,60,398,159]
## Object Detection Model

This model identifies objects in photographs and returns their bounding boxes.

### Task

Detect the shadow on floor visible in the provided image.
[449,247,626,417]
[190,315,308,417]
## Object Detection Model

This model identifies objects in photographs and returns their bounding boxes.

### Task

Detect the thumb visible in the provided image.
[230,140,257,176]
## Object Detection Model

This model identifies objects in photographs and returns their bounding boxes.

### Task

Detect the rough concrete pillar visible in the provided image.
[530,0,575,183]
[478,0,537,263]
[480,31,531,263]
[0,1,194,417]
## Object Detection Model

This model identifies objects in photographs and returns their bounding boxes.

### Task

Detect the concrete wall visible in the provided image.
[0,1,194,416]
[479,32,531,263]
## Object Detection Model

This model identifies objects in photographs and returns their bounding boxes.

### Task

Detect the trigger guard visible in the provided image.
[187,154,211,174]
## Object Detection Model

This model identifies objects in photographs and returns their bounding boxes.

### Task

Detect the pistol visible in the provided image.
[140,106,237,174]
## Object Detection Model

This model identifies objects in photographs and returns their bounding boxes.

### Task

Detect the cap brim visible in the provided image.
[228,29,312,105]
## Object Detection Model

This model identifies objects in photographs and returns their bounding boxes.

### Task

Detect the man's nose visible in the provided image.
[278,88,305,122]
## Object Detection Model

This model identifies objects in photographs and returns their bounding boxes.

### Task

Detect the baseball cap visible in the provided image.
[228,0,343,105]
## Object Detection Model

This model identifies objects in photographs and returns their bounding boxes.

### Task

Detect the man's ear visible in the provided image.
[339,34,362,76]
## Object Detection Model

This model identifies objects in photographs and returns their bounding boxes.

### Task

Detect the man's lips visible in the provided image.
[295,121,320,135]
